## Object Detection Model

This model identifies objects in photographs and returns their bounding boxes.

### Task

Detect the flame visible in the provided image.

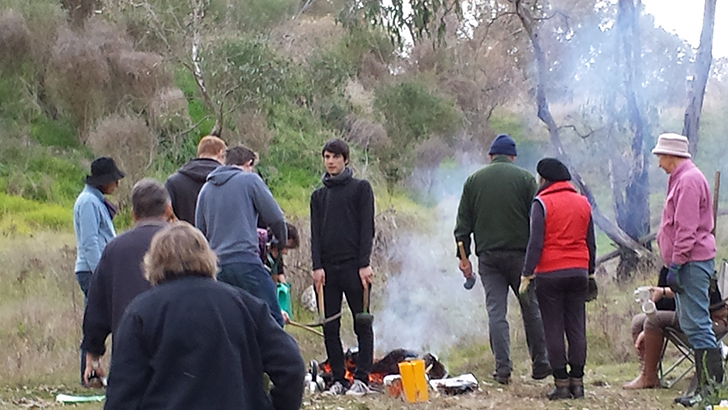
[320,361,387,385]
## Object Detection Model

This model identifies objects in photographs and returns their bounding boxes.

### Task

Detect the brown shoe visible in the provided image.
[623,330,662,389]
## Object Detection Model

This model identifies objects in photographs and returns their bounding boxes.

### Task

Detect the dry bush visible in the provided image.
[148,86,189,130]
[229,110,273,154]
[109,49,170,108]
[87,113,156,206]
[60,0,99,26]
[345,115,389,150]
[0,10,31,70]
[272,15,344,62]
[47,18,172,135]
[47,25,110,131]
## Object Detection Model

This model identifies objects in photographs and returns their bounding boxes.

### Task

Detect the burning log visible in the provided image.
[311,348,447,390]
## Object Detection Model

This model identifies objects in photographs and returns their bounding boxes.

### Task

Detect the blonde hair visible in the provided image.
[144,222,218,285]
[197,135,227,158]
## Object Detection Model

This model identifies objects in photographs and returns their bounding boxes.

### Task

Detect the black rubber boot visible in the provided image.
[569,377,584,399]
[547,378,572,400]
[674,349,709,407]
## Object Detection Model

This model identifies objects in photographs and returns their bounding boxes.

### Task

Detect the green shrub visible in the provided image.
[0,192,72,234]
[30,117,78,148]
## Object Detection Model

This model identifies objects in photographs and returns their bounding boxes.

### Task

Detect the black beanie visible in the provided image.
[537,158,571,182]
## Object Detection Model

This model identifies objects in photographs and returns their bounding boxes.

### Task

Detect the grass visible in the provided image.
[0,215,723,409]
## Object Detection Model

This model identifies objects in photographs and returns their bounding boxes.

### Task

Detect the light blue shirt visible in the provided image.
[73,185,116,273]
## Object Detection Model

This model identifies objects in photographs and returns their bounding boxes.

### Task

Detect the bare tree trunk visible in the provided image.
[512,0,650,258]
[682,0,716,154]
[612,0,651,278]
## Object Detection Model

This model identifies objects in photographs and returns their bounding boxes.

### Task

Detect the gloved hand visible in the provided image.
[519,275,534,299]
[666,263,683,294]
[586,275,598,302]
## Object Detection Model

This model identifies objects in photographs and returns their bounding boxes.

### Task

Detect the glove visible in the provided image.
[666,263,683,294]
[586,275,598,302]
[519,275,534,299]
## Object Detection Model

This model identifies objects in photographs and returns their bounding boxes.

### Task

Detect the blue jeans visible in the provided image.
[674,260,717,350]
[218,262,284,327]
[75,271,92,384]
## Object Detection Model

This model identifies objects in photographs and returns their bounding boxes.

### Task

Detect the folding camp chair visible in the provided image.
[657,259,728,389]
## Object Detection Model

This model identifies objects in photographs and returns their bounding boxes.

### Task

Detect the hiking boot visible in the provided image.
[492,372,510,385]
[322,381,346,396]
[569,377,584,399]
[346,379,373,396]
[547,378,571,400]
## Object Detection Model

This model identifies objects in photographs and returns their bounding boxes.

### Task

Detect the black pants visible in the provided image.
[534,274,587,378]
[320,260,373,384]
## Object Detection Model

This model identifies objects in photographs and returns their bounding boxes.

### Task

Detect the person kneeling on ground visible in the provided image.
[623,271,727,390]
[104,222,305,410]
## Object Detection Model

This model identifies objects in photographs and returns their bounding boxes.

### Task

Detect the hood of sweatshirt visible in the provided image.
[178,158,222,183]
[206,165,243,186]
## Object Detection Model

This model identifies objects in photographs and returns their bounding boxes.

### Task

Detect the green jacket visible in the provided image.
[454,155,537,257]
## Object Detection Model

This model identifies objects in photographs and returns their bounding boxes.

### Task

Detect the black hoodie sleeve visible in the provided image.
[310,189,323,270]
[358,180,375,268]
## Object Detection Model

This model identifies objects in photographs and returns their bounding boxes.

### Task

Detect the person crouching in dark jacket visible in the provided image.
[104,222,305,410]
[520,158,596,401]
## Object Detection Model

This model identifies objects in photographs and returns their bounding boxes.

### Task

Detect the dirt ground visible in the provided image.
[0,378,684,409]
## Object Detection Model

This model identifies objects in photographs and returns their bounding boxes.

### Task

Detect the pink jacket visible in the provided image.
[657,160,716,266]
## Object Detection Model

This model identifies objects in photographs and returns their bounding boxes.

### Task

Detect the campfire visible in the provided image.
[311,348,447,390]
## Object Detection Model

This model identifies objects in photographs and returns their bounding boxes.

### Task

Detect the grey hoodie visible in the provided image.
[195,166,286,265]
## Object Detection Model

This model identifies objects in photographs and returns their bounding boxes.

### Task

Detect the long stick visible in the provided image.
[287,320,324,337]
[713,171,721,236]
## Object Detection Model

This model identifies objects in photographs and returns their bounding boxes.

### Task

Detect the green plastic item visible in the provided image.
[277,282,292,319]
[56,393,105,403]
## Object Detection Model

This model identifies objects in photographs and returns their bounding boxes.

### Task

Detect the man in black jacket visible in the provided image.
[80,179,173,386]
[310,139,375,396]
[165,135,226,224]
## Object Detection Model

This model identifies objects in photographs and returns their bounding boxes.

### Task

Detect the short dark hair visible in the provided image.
[321,139,349,162]
[285,223,299,249]
[225,146,256,166]
[132,178,170,219]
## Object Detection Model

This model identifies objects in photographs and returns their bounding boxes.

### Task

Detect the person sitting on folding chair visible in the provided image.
[624,274,728,390]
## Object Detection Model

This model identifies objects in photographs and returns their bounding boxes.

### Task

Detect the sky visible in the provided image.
[642,0,728,58]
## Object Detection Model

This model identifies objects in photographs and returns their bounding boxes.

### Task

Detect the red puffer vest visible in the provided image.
[534,181,592,274]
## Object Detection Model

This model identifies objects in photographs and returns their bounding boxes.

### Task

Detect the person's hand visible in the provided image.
[459,258,473,279]
[312,269,325,287]
[666,263,683,294]
[83,354,106,388]
[281,310,291,324]
[359,266,373,288]
[277,273,287,284]
[635,331,645,355]
[519,275,534,298]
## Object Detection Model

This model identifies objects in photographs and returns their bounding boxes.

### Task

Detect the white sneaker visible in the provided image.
[346,379,373,396]
[322,381,346,396]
